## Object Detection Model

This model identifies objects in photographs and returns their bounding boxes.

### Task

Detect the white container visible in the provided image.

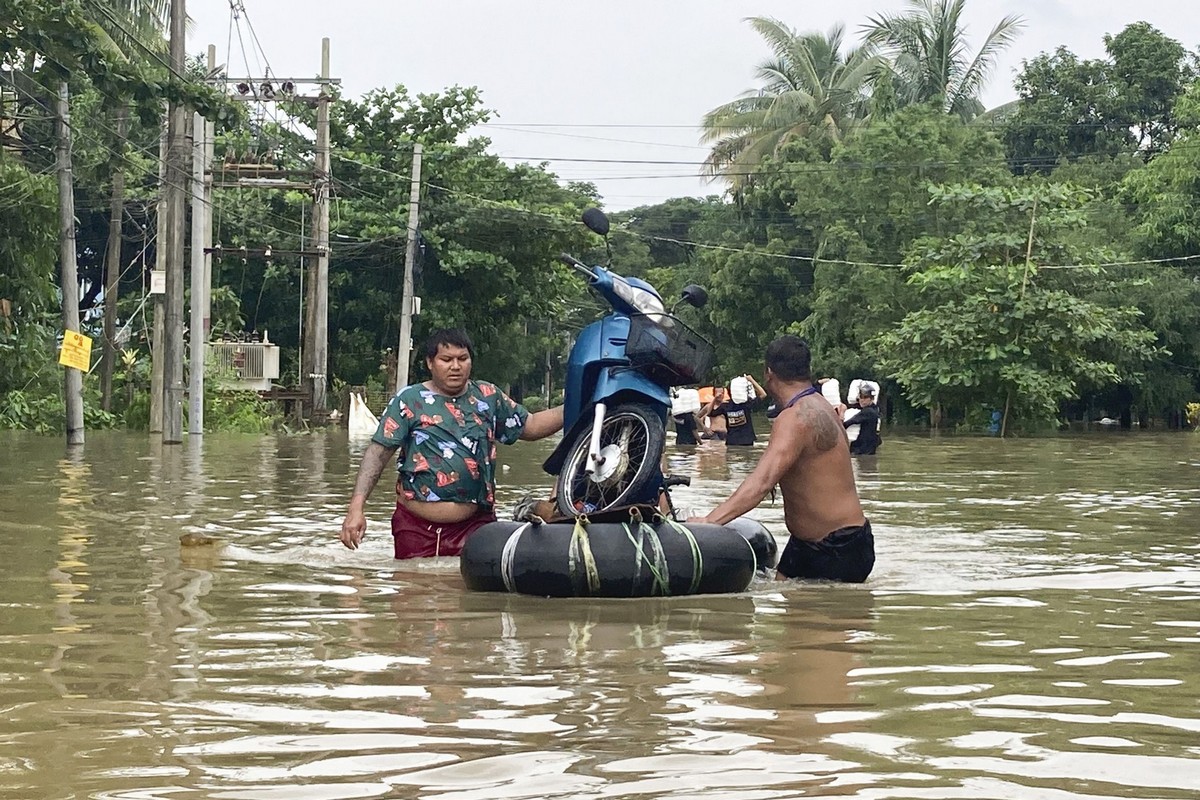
[843,407,862,441]
[821,378,842,407]
[730,376,750,404]
[671,388,702,417]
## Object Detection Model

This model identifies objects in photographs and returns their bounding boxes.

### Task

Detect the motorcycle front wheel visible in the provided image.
[555,402,665,518]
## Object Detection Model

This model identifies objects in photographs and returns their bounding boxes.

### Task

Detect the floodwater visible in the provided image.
[2,428,1200,799]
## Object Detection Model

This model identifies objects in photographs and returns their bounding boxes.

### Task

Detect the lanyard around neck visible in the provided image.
[783,385,820,411]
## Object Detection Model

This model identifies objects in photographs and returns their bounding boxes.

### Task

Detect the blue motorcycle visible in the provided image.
[543,209,714,519]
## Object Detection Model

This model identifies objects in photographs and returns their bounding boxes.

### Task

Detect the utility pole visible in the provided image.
[188,45,215,435]
[55,82,84,447]
[203,45,215,346]
[162,0,188,443]
[149,123,166,433]
[395,142,423,391]
[208,52,336,423]
[307,36,331,419]
[188,110,205,433]
[100,106,128,412]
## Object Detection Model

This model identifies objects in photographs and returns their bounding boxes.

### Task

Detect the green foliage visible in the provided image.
[211,83,599,396]
[0,160,58,411]
[1004,23,1196,171]
[738,106,1009,378]
[870,183,1158,431]
[1123,82,1200,258]
[4,1,1197,435]
[0,376,120,433]
[201,389,283,433]
[1,0,230,123]
[863,0,1024,120]
[701,18,882,189]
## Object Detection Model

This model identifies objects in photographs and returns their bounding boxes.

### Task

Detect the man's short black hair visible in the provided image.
[765,335,812,381]
[424,328,474,360]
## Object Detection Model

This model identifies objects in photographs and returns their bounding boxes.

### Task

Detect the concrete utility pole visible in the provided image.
[203,46,215,342]
[55,82,84,446]
[188,45,215,435]
[162,0,188,443]
[188,110,205,433]
[149,124,167,433]
[307,36,332,418]
[100,106,128,412]
[396,142,423,391]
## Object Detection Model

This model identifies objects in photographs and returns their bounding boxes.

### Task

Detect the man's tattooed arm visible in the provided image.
[352,442,397,501]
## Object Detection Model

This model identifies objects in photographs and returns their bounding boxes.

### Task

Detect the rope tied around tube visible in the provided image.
[568,514,601,595]
[660,516,703,594]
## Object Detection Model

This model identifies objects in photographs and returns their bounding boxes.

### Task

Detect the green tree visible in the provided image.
[701,17,882,190]
[1123,82,1200,259]
[1105,22,1196,156]
[863,0,1024,120]
[1116,81,1200,420]
[735,106,1009,381]
[1004,23,1196,171]
[870,183,1157,432]
[211,85,600,396]
[0,161,59,428]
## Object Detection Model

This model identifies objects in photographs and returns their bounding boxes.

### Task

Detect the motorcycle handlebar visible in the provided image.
[559,253,595,279]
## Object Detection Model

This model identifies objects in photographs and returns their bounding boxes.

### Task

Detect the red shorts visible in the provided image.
[389,501,496,559]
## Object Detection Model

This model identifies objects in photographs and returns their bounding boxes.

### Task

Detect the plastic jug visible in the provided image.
[671,388,701,417]
[820,378,842,407]
[730,376,750,404]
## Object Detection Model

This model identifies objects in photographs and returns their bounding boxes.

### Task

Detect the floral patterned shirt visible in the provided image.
[371,380,529,509]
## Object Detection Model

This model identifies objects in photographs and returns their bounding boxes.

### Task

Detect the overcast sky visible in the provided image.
[189,0,1199,210]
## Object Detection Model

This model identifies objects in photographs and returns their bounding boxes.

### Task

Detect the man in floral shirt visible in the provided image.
[339,329,564,559]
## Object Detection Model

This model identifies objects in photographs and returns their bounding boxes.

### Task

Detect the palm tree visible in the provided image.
[862,0,1024,121]
[701,17,883,190]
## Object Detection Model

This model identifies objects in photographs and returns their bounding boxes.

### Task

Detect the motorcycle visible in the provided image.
[542,208,714,519]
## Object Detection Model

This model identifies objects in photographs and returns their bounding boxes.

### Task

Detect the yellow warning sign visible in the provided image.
[59,330,93,371]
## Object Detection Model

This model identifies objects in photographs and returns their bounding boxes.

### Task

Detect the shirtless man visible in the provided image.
[688,335,875,583]
[699,386,729,440]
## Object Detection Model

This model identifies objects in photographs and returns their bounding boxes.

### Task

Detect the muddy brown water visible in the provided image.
[2,429,1199,799]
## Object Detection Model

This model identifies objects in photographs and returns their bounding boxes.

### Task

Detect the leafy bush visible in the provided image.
[201,389,283,433]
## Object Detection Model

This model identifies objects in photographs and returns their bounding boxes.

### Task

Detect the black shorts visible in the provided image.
[776,520,875,583]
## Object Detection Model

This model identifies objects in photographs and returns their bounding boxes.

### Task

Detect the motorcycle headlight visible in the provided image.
[613,278,665,316]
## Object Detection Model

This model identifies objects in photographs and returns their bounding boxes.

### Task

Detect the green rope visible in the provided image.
[662,517,704,594]
[622,521,670,596]
[568,516,601,596]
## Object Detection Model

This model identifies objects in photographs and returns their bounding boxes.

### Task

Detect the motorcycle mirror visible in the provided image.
[581,208,610,237]
[680,284,708,309]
